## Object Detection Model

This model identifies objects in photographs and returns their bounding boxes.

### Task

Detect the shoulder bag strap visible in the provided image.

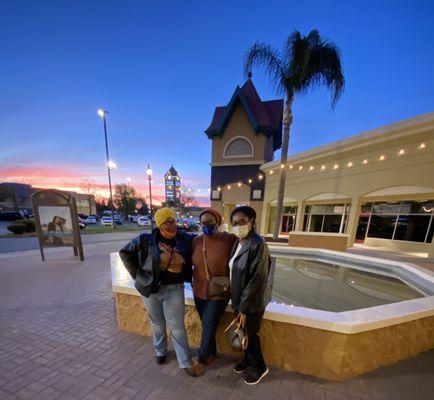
[202,235,211,282]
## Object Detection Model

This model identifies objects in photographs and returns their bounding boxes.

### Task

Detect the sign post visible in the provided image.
[31,190,84,261]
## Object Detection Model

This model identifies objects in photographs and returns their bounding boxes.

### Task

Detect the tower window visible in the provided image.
[223,136,253,158]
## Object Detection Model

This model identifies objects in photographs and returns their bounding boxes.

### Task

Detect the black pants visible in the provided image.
[242,310,267,374]
[194,297,228,363]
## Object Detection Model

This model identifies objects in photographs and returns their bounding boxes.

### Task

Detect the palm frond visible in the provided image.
[243,42,286,95]
[286,30,344,108]
[298,41,344,107]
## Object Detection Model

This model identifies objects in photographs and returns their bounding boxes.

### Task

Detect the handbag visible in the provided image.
[202,236,230,300]
[224,313,248,351]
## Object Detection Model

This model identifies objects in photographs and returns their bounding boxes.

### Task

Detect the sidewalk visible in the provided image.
[0,242,433,400]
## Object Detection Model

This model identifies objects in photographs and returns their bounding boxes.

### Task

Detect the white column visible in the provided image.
[346,196,362,247]
[294,200,305,231]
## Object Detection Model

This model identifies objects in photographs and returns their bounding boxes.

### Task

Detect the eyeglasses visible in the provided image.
[162,219,176,226]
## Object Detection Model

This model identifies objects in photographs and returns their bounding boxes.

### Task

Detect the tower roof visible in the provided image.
[204,79,283,151]
[165,165,179,177]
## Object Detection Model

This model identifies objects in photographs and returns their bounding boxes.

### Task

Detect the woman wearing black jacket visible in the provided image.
[228,206,271,385]
[119,208,202,377]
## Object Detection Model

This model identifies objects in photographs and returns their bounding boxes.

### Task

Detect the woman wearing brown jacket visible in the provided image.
[192,209,237,366]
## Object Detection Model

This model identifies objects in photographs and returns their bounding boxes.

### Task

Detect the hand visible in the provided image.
[237,312,246,325]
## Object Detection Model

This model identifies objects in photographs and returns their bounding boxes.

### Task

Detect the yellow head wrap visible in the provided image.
[155,207,176,228]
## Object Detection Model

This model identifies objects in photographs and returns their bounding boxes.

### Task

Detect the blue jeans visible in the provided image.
[194,296,228,363]
[141,284,191,369]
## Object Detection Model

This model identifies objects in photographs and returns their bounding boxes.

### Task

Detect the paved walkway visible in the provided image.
[1,242,433,400]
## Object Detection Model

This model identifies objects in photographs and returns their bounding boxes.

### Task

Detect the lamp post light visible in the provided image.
[97,109,115,228]
[146,164,153,229]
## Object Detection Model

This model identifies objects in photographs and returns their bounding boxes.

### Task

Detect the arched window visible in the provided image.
[223,136,253,158]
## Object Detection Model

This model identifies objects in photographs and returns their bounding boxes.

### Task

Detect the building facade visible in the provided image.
[205,78,283,226]
[164,165,181,206]
[260,112,434,257]
[0,182,96,216]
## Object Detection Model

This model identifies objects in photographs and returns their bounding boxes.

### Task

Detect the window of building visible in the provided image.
[224,137,253,158]
[359,200,434,243]
[268,205,297,234]
[303,203,350,233]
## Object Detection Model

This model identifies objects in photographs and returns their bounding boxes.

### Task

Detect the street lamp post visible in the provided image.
[146,164,153,229]
[98,109,115,228]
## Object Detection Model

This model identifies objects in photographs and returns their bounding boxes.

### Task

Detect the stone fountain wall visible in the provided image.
[114,292,434,380]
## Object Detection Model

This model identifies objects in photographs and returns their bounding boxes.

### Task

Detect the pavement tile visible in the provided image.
[1,242,434,400]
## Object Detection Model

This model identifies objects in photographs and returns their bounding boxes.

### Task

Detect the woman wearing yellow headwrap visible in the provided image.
[119,208,202,377]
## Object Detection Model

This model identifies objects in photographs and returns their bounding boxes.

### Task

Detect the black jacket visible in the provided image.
[118,229,194,297]
[230,230,271,314]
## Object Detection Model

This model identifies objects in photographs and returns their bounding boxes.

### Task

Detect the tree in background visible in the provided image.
[244,29,344,240]
[135,197,149,216]
[114,184,138,219]
[79,177,97,215]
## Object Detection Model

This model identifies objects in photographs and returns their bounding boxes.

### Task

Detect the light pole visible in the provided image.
[98,109,116,228]
[146,164,153,228]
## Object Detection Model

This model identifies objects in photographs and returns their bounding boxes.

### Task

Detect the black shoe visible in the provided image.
[155,355,166,365]
[233,360,249,374]
[243,368,269,385]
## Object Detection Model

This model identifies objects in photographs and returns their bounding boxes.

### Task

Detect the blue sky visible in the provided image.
[1,0,433,203]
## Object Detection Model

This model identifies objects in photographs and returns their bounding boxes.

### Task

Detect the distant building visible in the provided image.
[0,182,96,215]
[164,165,181,205]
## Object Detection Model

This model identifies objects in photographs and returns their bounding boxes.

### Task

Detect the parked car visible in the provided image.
[137,216,152,228]
[177,218,200,232]
[101,216,113,226]
[78,218,86,230]
[78,217,87,227]
[113,214,123,225]
[0,211,24,221]
[129,214,140,223]
[86,215,97,224]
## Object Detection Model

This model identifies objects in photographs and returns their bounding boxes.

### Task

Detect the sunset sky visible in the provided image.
[1,1,433,207]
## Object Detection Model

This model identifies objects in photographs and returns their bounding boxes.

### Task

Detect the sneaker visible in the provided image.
[155,355,166,365]
[233,360,249,374]
[243,368,269,385]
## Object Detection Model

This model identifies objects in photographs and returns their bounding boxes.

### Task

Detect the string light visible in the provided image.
[217,187,221,191]
[398,149,405,155]
[258,174,263,180]
[419,143,426,149]
[237,182,242,187]
[333,164,339,169]
[289,165,293,169]
[280,164,285,169]
[321,165,326,170]
[248,178,252,184]
[363,159,368,164]
[379,155,385,161]
[227,185,231,190]
[270,170,274,175]
[298,166,303,170]
[309,166,314,171]
[347,162,353,167]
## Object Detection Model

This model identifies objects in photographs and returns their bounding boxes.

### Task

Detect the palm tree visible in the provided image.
[244,29,345,240]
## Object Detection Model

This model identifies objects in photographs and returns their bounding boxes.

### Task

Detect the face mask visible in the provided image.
[202,224,218,236]
[160,225,177,239]
[232,225,250,239]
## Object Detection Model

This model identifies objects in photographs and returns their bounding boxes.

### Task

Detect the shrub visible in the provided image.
[15,219,36,232]
[7,224,27,235]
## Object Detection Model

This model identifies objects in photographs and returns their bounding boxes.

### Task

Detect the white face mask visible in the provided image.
[232,225,250,239]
